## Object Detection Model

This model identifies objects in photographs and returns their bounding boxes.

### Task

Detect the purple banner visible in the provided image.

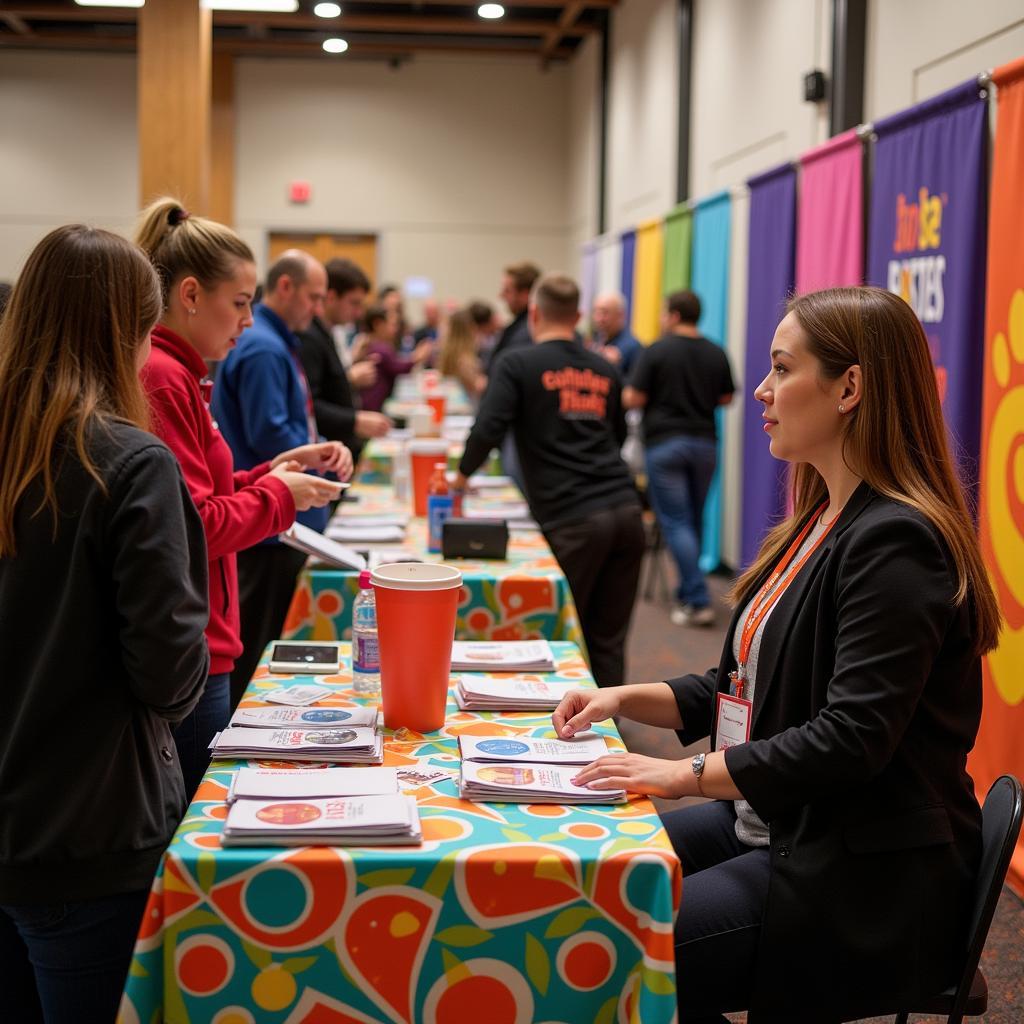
[741,164,795,567]
[620,228,637,327]
[867,78,988,486]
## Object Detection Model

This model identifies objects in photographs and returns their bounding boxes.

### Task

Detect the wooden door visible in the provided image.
[267,232,378,289]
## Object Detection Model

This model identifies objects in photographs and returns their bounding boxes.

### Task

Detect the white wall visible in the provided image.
[566,34,601,266]
[605,0,679,232]
[233,54,572,314]
[866,0,1024,121]
[0,52,139,280]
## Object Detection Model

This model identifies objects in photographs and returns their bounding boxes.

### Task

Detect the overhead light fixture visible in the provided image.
[201,0,299,11]
[74,0,145,7]
[478,3,505,18]
[314,1,341,16]
[322,37,349,53]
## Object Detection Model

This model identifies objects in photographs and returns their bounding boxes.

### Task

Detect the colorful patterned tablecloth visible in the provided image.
[384,378,474,420]
[356,438,501,487]
[120,643,682,1024]
[283,487,583,649]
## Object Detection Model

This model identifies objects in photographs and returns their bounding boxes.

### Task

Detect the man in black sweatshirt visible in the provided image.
[455,274,644,686]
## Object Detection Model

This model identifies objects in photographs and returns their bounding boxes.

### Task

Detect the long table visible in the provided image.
[283,486,584,649]
[120,643,682,1024]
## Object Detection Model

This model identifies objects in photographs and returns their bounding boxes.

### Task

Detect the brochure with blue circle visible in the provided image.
[459,732,609,764]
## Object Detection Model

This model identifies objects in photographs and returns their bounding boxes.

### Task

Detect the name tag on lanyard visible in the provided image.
[714,691,752,751]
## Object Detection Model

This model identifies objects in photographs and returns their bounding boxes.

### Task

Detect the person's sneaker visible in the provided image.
[671,604,716,627]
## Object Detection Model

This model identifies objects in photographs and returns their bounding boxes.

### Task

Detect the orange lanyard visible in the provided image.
[731,502,837,699]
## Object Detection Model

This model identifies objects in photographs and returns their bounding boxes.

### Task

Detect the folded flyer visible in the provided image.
[459,733,608,765]
[454,675,577,711]
[450,640,555,672]
[229,706,379,730]
[459,761,625,805]
[211,726,383,764]
[227,766,399,803]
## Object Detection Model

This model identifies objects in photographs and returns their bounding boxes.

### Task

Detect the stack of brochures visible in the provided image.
[457,733,625,804]
[326,521,407,544]
[229,706,379,730]
[450,640,556,673]
[454,675,577,712]
[222,793,422,847]
[226,766,399,803]
[211,726,384,764]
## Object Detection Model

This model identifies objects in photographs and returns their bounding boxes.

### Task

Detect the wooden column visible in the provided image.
[138,0,212,213]
[210,53,235,226]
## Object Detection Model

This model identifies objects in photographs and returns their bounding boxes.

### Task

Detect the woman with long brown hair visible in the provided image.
[0,225,210,1021]
[553,286,1000,1021]
[438,307,487,401]
[134,197,350,793]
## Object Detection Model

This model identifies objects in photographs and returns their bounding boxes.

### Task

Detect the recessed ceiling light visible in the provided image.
[322,37,349,53]
[74,0,145,7]
[314,2,341,16]
[201,0,299,11]
[478,3,505,19]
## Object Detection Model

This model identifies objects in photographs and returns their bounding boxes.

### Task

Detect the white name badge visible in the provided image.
[714,692,752,751]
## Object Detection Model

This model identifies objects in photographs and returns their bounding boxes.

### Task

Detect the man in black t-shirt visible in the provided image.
[625,289,734,627]
[455,274,644,686]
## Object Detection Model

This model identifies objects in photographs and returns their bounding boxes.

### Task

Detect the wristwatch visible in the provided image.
[691,752,706,788]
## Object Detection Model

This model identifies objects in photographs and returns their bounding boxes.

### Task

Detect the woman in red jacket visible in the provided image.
[135,197,353,796]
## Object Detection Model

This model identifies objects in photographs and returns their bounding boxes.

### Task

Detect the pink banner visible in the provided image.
[796,130,864,293]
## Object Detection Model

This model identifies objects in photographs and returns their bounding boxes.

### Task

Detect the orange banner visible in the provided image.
[970,56,1024,897]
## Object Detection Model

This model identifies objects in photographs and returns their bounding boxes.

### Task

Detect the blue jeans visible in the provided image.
[645,435,718,607]
[662,800,770,1022]
[172,671,230,800]
[1,889,150,1024]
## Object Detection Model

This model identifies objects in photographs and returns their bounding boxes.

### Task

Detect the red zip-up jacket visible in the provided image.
[142,325,296,674]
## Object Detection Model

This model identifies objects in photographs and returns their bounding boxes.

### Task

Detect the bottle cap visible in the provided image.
[358,569,373,588]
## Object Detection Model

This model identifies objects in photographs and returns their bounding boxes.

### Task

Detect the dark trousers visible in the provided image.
[172,672,230,800]
[662,799,771,1022]
[1,889,149,1024]
[231,544,309,708]
[543,501,645,686]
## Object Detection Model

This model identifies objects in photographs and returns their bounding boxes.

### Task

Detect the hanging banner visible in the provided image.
[742,164,796,567]
[631,219,665,344]
[795,130,863,293]
[867,79,989,486]
[691,191,732,571]
[620,229,637,327]
[970,56,1024,898]
[663,204,693,294]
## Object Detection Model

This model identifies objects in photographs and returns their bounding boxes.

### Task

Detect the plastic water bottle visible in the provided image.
[427,462,453,553]
[352,570,381,696]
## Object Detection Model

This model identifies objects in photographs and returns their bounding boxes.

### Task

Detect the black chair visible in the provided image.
[874,774,1023,1024]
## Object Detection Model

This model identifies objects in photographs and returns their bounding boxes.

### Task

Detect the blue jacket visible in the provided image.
[212,304,328,538]
[609,328,643,377]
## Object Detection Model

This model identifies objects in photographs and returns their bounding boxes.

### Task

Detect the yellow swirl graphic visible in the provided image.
[985,288,1024,705]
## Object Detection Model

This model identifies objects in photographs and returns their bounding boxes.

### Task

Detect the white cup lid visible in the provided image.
[371,562,463,591]
[407,438,450,454]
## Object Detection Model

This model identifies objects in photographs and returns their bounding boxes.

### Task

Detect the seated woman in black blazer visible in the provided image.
[554,286,1001,1024]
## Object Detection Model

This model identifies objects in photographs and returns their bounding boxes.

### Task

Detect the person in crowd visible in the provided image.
[624,289,734,627]
[455,274,644,686]
[355,304,432,413]
[468,298,500,367]
[437,308,487,402]
[135,199,347,793]
[591,291,643,376]
[298,258,391,462]
[212,251,353,705]
[413,297,442,343]
[0,225,210,1022]
[377,283,415,353]
[559,286,1000,1023]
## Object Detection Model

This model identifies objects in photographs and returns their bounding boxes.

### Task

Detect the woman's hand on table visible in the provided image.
[272,442,354,480]
[571,752,689,799]
[552,688,622,738]
[269,462,344,511]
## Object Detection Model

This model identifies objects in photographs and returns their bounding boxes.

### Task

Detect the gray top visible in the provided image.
[732,515,829,846]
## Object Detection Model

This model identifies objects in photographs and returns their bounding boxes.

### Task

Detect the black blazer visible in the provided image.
[668,483,982,1021]
[297,317,363,457]
[486,309,531,371]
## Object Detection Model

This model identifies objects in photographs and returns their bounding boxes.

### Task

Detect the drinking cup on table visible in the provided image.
[425,394,446,428]
[408,438,450,516]
[371,562,463,732]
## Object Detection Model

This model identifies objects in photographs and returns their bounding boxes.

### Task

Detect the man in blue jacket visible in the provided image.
[213,250,330,701]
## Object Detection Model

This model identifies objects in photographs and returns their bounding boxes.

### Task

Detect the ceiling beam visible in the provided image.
[541,0,584,61]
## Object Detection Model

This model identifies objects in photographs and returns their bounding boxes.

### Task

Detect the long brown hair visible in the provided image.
[134,196,254,304]
[438,309,477,377]
[0,225,161,557]
[732,286,1000,655]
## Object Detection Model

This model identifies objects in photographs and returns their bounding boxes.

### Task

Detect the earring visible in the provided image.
[189,308,197,316]
[838,404,845,413]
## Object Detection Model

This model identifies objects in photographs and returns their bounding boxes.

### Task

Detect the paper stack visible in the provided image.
[226,766,399,803]
[222,793,422,847]
[211,726,384,764]
[450,640,555,672]
[458,733,608,765]
[326,523,407,544]
[454,675,577,711]
[229,706,379,730]
[459,761,625,805]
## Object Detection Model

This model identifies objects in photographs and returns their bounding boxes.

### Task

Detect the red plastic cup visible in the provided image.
[409,439,450,516]
[426,394,446,426]
[371,563,463,732]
